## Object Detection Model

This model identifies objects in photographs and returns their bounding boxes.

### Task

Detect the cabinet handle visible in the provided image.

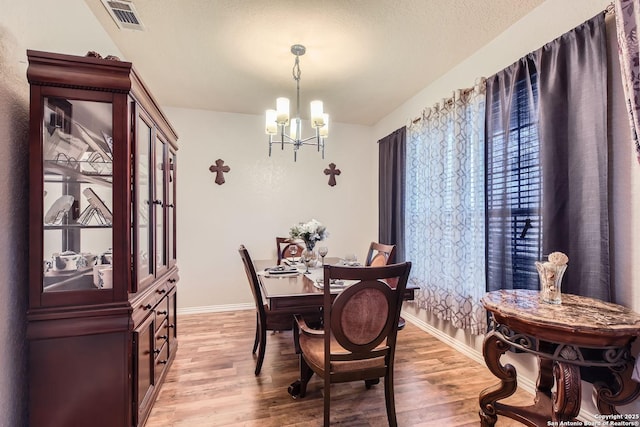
[158,360,168,365]
[143,304,153,310]
[167,204,175,208]
[157,289,166,294]
[168,278,176,283]
[157,310,168,315]
[153,199,163,205]
[157,335,168,341]
[168,324,175,329]
[153,349,161,355]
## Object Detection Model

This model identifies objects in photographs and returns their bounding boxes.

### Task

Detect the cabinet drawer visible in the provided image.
[154,340,170,380]
[132,281,171,327]
[154,297,169,331]
[133,292,160,327]
[154,319,169,350]
[155,281,171,298]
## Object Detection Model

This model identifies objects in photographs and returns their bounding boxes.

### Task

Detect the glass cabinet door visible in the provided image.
[42,97,113,292]
[133,108,176,292]
[168,150,177,266]
[154,136,167,275]
[136,112,154,289]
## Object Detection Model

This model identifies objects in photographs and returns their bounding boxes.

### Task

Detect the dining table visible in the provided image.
[255,257,417,326]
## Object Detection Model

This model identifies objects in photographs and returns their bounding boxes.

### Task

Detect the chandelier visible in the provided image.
[265,44,329,161]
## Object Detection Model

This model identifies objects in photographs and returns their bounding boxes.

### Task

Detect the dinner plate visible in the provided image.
[266,266,299,275]
[267,272,300,277]
[313,279,346,289]
[267,268,298,275]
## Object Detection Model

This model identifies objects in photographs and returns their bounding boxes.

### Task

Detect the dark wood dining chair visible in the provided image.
[276,237,305,265]
[238,244,293,375]
[365,241,396,267]
[364,242,407,330]
[288,262,412,427]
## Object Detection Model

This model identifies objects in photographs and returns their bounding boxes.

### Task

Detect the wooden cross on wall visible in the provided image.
[324,163,341,187]
[209,159,230,185]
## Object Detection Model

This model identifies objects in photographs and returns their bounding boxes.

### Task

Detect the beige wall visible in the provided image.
[0,23,30,427]
[165,106,376,310]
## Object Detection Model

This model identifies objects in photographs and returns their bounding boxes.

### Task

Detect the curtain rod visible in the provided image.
[410,86,476,124]
[605,2,614,15]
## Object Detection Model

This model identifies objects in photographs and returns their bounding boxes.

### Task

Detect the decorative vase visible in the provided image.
[535,261,567,304]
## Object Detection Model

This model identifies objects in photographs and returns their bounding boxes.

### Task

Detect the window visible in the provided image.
[486,68,542,291]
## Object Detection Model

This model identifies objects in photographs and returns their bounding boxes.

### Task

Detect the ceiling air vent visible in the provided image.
[100,0,144,31]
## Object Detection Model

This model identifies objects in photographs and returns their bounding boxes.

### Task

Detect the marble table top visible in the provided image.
[482,289,640,335]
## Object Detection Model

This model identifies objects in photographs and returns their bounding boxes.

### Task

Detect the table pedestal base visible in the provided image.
[479,329,640,427]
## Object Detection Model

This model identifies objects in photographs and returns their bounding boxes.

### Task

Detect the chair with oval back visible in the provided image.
[276,237,305,265]
[288,262,412,427]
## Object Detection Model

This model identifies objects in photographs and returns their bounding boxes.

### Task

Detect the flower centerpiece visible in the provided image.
[535,251,569,304]
[289,219,328,273]
[289,219,328,251]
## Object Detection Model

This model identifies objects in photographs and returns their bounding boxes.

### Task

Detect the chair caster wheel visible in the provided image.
[365,378,380,389]
[288,380,302,398]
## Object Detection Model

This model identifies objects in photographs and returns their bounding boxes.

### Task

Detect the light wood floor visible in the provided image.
[146,310,532,426]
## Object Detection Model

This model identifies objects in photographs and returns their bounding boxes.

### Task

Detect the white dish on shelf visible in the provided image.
[44,195,74,224]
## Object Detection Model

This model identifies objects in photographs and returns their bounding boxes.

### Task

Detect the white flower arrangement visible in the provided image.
[548,251,569,266]
[289,219,328,250]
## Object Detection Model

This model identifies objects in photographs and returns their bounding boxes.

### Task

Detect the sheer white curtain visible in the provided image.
[405,82,486,334]
[615,0,640,163]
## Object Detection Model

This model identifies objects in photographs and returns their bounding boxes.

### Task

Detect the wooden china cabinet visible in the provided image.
[26,50,179,427]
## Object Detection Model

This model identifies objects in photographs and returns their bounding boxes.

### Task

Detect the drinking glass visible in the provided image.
[288,245,298,264]
[318,246,328,265]
[301,249,315,274]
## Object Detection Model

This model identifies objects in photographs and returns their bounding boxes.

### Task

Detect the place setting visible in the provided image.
[259,264,301,278]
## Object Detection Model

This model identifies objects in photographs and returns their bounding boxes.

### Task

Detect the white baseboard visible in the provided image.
[177,303,253,315]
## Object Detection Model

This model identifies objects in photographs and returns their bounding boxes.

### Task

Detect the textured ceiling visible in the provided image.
[83,0,545,125]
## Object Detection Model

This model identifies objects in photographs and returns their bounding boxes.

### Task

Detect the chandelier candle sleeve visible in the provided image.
[290,117,300,140]
[276,97,290,124]
[319,114,329,137]
[310,100,325,127]
[265,110,277,135]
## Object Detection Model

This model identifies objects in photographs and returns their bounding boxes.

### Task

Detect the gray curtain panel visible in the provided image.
[486,14,611,301]
[537,14,610,301]
[378,127,406,262]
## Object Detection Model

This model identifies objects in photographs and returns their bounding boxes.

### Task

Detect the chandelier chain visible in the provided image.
[292,55,301,118]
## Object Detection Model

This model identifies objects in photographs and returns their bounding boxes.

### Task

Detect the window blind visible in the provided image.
[486,71,542,291]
